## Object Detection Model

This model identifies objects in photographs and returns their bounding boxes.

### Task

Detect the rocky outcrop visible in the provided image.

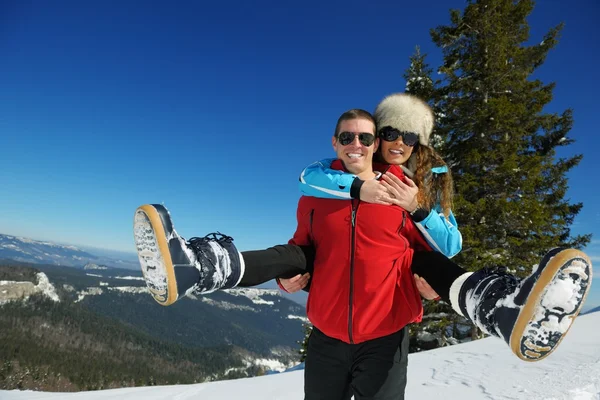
[0,272,59,303]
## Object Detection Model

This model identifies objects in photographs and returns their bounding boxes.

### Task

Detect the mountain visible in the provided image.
[0,261,307,391]
[0,232,309,306]
[1,309,598,399]
[0,233,139,270]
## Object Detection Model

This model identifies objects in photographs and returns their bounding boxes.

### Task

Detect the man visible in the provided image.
[289,108,432,399]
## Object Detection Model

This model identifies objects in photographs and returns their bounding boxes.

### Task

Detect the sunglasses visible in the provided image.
[336,131,376,146]
[378,127,420,147]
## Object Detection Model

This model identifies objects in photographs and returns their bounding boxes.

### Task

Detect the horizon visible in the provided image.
[0,229,596,312]
[2,2,599,308]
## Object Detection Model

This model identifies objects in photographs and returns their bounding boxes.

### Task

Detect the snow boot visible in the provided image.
[458,248,592,361]
[133,204,245,306]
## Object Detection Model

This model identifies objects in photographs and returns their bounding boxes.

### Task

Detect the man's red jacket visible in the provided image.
[290,160,432,344]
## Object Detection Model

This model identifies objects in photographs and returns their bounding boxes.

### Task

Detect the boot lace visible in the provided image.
[187,232,234,257]
[188,232,233,245]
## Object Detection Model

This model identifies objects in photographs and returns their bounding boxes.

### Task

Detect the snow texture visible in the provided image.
[2,312,599,399]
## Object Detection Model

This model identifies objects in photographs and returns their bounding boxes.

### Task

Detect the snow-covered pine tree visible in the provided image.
[430,0,590,275]
[404,46,436,104]
[404,46,446,151]
[404,0,590,348]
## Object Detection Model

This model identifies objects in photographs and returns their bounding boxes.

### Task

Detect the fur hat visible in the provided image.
[373,93,434,146]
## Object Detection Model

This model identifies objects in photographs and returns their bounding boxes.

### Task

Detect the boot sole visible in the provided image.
[133,205,178,306]
[510,249,592,361]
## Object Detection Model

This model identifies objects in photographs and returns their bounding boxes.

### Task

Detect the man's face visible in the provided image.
[332,118,379,175]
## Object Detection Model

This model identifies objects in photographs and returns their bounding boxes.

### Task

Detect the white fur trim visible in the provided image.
[235,251,246,287]
[374,93,434,146]
[449,272,473,317]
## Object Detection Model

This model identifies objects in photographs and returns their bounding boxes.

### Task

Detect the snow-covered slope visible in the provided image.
[2,312,598,400]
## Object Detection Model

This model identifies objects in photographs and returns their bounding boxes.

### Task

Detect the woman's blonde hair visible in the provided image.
[411,145,454,218]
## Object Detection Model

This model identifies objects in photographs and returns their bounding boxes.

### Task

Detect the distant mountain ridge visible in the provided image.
[0,233,139,270]
[0,232,309,306]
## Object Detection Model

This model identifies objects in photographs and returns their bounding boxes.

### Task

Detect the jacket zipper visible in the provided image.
[398,211,409,252]
[348,200,359,343]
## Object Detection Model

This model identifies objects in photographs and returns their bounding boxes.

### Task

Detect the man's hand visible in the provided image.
[279,273,310,293]
[360,179,395,205]
[414,274,440,300]
[380,173,419,211]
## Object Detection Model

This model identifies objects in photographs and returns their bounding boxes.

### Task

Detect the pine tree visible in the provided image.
[403,47,447,153]
[402,0,590,348]
[298,322,312,362]
[404,46,436,103]
[428,0,590,275]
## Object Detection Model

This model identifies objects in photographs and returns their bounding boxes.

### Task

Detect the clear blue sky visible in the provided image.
[1,0,599,309]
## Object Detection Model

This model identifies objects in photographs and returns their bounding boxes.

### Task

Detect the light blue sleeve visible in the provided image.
[414,205,463,258]
[299,158,356,199]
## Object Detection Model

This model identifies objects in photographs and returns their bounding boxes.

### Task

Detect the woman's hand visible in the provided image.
[414,274,440,300]
[278,273,310,293]
[359,179,395,205]
[380,173,419,211]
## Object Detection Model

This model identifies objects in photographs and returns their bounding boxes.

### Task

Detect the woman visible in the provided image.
[281,93,460,296]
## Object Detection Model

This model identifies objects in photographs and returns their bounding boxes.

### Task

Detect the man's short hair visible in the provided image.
[334,109,376,137]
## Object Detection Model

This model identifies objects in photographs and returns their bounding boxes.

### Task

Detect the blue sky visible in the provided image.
[1,0,599,310]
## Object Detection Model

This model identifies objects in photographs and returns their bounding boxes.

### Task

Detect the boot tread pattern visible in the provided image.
[512,250,592,361]
[133,206,178,306]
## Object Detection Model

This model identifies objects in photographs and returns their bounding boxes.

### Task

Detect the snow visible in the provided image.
[74,287,103,302]
[224,288,280,306]
[422,312,451,319]
[108,286,148,294]
[287,314,309,323]
[201,297,258,312]
[252,358,288,372]
[114,276,144,281]
[36,272,59,302]
[0,273,59,303]
[417,330,438,342]
[2,312,599,399]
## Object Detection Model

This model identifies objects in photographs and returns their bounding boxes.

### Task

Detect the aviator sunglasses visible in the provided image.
[336,131,376,146]
[378,126,420,147]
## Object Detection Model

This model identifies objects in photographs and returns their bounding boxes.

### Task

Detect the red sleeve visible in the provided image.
[288,197,312,247]
[276,278,290,293]
[277,197,312,294]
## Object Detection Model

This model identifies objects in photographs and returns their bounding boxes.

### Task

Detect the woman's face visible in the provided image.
[379,135,416,165]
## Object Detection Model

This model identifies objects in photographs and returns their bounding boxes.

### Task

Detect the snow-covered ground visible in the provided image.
[2,312,599,400]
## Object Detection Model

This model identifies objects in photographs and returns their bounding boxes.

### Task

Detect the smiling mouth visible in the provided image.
[389,149,404,156]
[347,153,364,159]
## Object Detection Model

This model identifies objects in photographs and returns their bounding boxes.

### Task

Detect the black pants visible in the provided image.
[238,244,313,287]
[239,244,465,303]
[305,327,409,400]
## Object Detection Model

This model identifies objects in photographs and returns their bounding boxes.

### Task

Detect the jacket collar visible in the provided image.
[330,160,406,181]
